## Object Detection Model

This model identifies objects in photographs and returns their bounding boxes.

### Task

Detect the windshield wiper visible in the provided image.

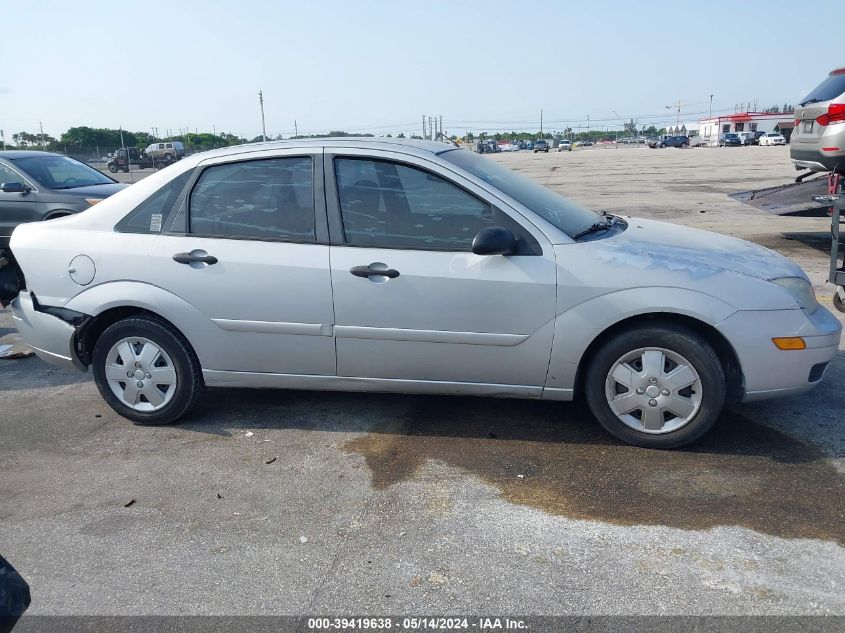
[572,214,615,240]
[799,97,823,107]
[52,183,102,190]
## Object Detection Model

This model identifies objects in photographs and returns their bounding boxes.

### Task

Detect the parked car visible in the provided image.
[719,133,743,147]
[0,151,127,250]
[1,138,840,449]
[145,142,185,165]
[649,136,689,148]
[107,147,153,173]
[735,131,755,146]
[759,132,787,146]
[749,131,767,145]
[576,139,594,147]
[791,66,845,174]
[533,139,549,153]
[558,140,572,151]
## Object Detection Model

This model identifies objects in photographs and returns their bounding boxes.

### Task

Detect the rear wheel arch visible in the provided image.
[76,306,196,368]
[573,312,744,405]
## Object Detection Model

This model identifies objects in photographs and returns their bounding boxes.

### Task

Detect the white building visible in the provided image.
[697,111,796,146]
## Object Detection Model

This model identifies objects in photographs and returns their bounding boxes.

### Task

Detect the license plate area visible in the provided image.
[803,120,814,133]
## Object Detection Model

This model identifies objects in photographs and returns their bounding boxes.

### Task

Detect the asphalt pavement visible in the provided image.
[1,306,843,615]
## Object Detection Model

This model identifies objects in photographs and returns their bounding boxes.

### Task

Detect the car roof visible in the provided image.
[187,137,458,163]
[0,150,64,160]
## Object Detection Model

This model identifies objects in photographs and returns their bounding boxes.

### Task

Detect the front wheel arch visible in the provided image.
[43,210,75,221]
[573,312,743,405]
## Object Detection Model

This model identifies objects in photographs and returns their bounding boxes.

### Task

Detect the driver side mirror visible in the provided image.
[1,182,30,194]
[472,226,517,256]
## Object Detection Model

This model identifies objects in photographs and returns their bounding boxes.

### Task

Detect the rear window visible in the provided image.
[801,72,845,104]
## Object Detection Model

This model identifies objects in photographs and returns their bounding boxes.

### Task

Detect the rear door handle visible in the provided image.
[349,264,399,279]
[173,251,218,265]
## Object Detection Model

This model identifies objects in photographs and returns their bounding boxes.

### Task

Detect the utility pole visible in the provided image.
[665,100,682,127]
[422,115,426,139]
[1,129,5,150]
[439,115,443,141]
[39,122,45,149]
[540,109,543,136]
[294,120,298,137]
[709,94,714,119]
[258,90,267,142]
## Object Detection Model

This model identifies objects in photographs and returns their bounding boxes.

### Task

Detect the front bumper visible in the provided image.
[9,291,85,372]
[716,306,842,401]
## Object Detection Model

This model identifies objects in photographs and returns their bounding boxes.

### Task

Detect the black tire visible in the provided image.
[584,324,727,449]
[680,142,688,148]
[107,163,118,173]
[92,316,204,425]
[659,143,666,148]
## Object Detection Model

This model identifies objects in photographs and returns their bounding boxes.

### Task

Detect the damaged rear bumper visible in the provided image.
[9,291,87,372]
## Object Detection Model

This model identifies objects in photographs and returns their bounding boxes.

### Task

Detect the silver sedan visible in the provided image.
[2,138,840,448]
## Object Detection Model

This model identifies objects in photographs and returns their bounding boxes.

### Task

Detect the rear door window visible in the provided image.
[189,157,315,241]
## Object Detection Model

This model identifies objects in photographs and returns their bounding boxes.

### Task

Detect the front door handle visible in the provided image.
[173,251,218,265]
[350,264,400,279]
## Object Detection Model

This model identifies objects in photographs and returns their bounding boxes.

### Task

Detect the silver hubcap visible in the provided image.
[604,347,702,434]
[105,337,177,412]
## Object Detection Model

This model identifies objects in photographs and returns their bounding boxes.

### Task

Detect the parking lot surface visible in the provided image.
[1,146,843,615]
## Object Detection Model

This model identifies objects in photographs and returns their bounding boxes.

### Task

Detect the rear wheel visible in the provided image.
[107,163,118,173]
[92,316,204,425]
[584,324,726,448]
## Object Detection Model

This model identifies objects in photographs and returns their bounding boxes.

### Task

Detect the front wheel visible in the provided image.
[584,324,726,448]
[107,163,118,173]
[92,316,204,425]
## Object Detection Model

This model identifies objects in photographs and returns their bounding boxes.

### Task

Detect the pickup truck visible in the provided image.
[106,147,153,172]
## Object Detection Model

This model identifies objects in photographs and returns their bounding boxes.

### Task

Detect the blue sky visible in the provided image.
[1,0,841,139]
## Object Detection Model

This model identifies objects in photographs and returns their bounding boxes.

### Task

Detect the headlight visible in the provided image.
[771,277,819,313]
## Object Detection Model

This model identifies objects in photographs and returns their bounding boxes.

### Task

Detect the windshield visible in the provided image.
[440,149,600,237]
[801,71,845,105]
[13,155,114,189]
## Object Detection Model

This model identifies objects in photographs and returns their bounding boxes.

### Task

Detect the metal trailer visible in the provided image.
[815,173,845,313]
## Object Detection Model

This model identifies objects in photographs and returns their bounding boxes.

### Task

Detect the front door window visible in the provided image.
[334,158,533,252]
